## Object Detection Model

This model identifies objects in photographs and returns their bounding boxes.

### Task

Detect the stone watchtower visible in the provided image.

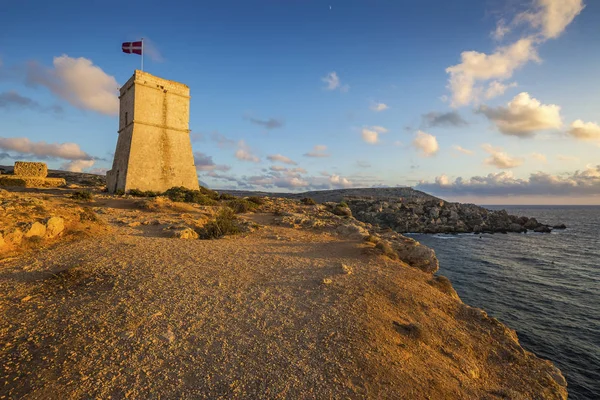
[106,70,199,193]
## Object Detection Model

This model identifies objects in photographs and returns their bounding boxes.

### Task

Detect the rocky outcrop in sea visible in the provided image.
[347,198,566,234]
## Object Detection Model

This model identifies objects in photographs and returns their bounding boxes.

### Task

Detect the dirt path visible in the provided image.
[0,216,566,399]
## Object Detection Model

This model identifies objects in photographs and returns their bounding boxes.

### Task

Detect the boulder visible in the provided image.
[45,217,65,238]
[553,224,567,230]
[524,218,539,230]
[389,235,439,273]
[509,223,525,233]
[24,222,46,238]
[170,227,198,239]
[534,225,552,233]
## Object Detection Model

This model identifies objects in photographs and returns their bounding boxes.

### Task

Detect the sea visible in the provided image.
[410,206,600,400]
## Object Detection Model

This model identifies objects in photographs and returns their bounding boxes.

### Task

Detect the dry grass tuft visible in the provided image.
[375,241,399,260]
[71,190,93,201]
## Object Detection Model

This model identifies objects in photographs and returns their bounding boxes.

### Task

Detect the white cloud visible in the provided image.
[210,132,236,149]
[412,131,439,157]
[485,81,518,99]
[416,165,600,197]
[329,174,353,188]
[304,145,330,158]
[452,145,473,155]
[60,159,95,172]
[446,0,584,107]
[288,167,307,174]
[361,126,388,144]
[26,55,119,115]
[270,165,287,172]
[422,111,468,128]
[531,152,548,163]
[0,137,92,160]
[436,174,451,186]
[88,167,108,176]
[274,177,309,188]
[482,143,524,169]
[267,154,297,165]
[446,38,539,107]
[370,102,389,112]
[478,92,562,136]
[236,169,355,191]
[567,120,600,141]
[194,152,230,172]
[322,71,349,92]
[557,154,580,162]
[235,140,260,163]
[517,0,585,40]
[245,116,284,130]
[491,19,510,41]
[141,37,164,62]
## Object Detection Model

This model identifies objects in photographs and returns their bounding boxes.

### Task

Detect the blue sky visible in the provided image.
[1,0,599,204]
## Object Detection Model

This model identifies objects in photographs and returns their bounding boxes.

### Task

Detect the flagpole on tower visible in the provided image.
[141,38,144,71]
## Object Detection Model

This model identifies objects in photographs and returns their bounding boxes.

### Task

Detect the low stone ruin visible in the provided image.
[0,162,66,188]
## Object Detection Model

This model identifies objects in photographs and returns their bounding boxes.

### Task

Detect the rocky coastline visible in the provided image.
[219,187,567,235]
[347,198,566,234]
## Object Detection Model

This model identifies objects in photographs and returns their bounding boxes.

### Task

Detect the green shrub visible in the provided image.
[300,197,316,205]
[200,208,240,239]
[164,186,217,205]
[227,199,259,214]
[115,189,125,196]
[375,241,398,260]
[332,205,352,217]
[79,207,100,223]
[71,190,93,201]
[198,186,220,200]
[218,193,237,201]
[339,201,349,208]
[246,196,264,205]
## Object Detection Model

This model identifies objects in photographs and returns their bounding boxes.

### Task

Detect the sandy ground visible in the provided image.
[0,199,567,399]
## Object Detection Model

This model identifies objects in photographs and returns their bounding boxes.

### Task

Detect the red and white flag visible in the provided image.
[122,41,142,55]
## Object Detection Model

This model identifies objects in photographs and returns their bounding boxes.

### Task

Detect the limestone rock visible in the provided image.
[24,222,46,238]
[45,217,65,238]
[14,161,48,178]
[388,235,439,273]
[346,198,562,235]
[170,227,198,239]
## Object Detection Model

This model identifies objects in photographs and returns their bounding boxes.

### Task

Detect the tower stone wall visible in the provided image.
[106,70,199,193]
